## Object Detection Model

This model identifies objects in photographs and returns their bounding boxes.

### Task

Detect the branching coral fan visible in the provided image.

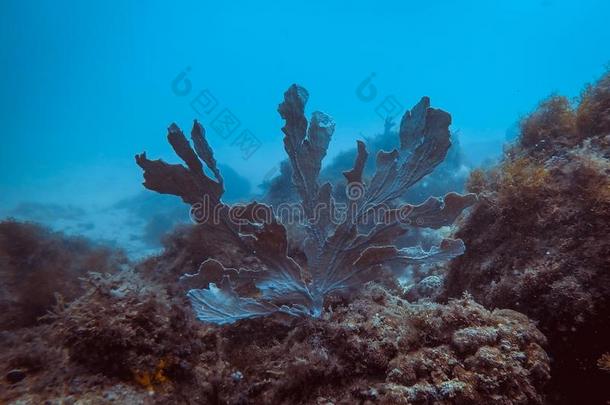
[136,85,476,324]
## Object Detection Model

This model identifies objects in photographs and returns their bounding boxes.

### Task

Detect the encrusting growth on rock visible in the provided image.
[443,70,610,404]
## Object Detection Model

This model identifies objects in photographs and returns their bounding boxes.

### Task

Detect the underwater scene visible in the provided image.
[1,1,609,404]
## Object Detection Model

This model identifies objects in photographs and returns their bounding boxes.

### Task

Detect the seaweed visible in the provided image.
[443,70,610,404]
[136,85,476,324]
[0,220,125,330]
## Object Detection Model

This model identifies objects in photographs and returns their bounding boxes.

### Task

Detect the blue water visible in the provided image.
[1,0,608,255]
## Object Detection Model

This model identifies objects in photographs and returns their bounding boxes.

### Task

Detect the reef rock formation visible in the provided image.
[189,285,550,404]
[0,270,203,404]
[443,71,610,404]
[0,277,550,404]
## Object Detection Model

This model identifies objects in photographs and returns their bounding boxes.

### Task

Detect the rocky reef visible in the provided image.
[199,285,549,404]
[1,270,550,404]
[0,85,556,404]
[0,224,551,404]
[443,71,610,403]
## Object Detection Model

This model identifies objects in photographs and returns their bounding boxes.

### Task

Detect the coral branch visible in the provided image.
[135,121,223,205]
[138,86,476,324]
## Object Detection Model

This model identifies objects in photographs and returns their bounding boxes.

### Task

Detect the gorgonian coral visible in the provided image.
[136,85,476,324]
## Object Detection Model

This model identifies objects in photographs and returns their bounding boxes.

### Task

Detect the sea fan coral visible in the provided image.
[136,85,476,324]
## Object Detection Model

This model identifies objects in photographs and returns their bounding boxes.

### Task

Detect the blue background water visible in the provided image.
[1,0,608,254]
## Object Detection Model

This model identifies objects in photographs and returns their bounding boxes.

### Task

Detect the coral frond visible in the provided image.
[137,86,475,324]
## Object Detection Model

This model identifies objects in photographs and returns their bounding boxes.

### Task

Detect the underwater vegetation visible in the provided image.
[262,115,470,208]
[0,220,126,330]
[2,73,608,403]
[163,285,549,404]
[136,84,477,324]
[260,114,472,272]
[444,71,610,404]
[55,271,204,387]
[0,261,552,405]
[0,265,551,404]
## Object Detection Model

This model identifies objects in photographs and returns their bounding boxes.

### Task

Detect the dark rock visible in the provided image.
[6,369,26,384]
